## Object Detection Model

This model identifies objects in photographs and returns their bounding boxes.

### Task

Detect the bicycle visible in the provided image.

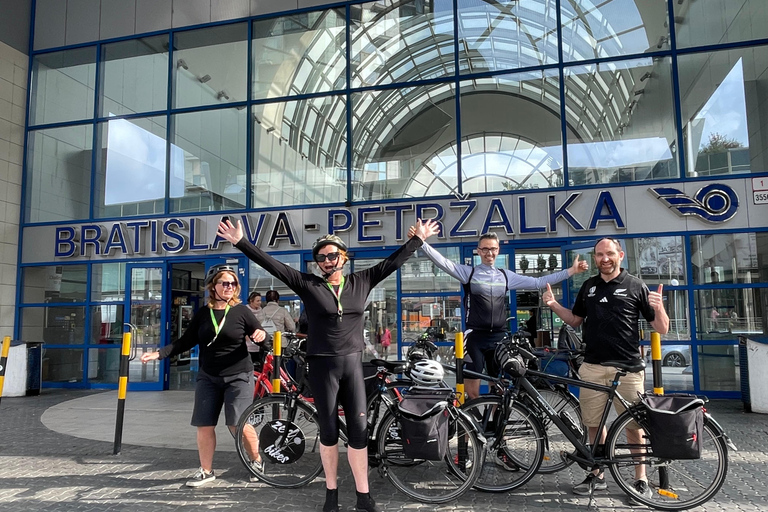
[252,333,307,400]
[490,337,735,510]
[235,347,485,503]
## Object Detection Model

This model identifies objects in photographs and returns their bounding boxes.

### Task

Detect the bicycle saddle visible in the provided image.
[370,358,407,373]
[600,359,646,373]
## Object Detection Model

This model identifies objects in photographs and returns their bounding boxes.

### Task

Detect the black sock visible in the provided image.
[323,488,338,512]
[355,491,380,512]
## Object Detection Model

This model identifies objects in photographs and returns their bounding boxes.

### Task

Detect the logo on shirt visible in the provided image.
[613,288,628,297]
[587,286,597,297]
[599,297,608,303]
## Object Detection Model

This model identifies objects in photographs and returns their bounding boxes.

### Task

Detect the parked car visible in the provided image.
[645,345,691,367]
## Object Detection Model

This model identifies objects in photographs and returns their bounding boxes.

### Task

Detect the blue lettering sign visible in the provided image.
[416,203,445,237]
[589,191,626,230]
[549,193,585,232]
[269,212,298,247]
[150,220,159,253]
[481,198,514,235]
[55,227,76,258]
[328,209,353,234]
[80,225,103,256]
[188,218,209,251]
[518,196,546,234]
[162,219,187,253]
[384,204,414,241]
[358,206,384,243]
[104,224,129,255]
[125,220,150,254]
[449,201,478,237]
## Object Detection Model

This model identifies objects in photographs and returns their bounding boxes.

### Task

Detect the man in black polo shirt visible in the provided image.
[542,238,669,502]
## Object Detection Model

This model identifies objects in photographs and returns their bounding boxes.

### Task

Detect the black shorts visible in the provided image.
[191,368,254,427]
[464,330,508,377]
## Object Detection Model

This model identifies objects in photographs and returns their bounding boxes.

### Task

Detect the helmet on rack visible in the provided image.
[205,264,238,287]
[409,359,445,386]
[494,342,526,378]
[312,234,348,259]
[406,345,429,362]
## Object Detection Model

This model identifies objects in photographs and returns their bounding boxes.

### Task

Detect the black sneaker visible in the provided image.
[355,491,381,512]
[572,472,607,495]
[493,449,520,472]
[323,488,339,512]
[186,467,215,487]
[628,479,653,505]
[248,458,265,483]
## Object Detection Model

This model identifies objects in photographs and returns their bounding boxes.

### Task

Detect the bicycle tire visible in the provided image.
[532,387,584,474]
[235,393,323,488]
[461,396,545,492]
[605,405,729,511]
[376,406,483,503]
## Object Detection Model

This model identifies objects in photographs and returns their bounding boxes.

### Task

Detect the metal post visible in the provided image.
[651,331,663,395]
[271,331,282,393]
[0,336,11,406]
[455,332,464,405]
[113,330,131,455]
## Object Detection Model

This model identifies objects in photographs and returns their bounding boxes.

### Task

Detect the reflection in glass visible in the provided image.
[89,304,124,384]
[640,290,689,341]
[25,125,93,223]
[678,48,766,177]
[695,288,766,341]
[21,306,86,345]
[400,295,462,372]
[41,348,84,383]
[457,0,558,72]
[643,344,693,392]
[355,257,397,361]
[22,265,88,303]
[171,108,247,213]
[564,57,678,185]
[95,116,168,218]
[561,0,669,62]
[252,95,347,207]
[30,47,96,125]
[352,83,456,201]
[249,255,301,299]
[87,347,120,384]
[100,36,169,116]
[690,232,766,285]
[173,23,247,109]
[351,0,454,88]
[91,263,127,302]
[460,71,563,193]
[129,267,164,384]
[674,0,768,49]
[624,236,686,285]
[698,344,739,392]
[252,9,346,100]
[402,246,461,293]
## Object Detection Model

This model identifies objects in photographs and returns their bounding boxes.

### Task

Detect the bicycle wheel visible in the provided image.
[377,407,483,503]
[235,394,323,488]
[461,396,545,492]
[605,406,729,511]
[535,387,584,474]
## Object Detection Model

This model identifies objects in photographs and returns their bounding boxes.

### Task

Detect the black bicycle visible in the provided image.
[490,338,735,510]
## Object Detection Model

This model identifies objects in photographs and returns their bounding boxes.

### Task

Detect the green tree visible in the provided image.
[700,132,743,154]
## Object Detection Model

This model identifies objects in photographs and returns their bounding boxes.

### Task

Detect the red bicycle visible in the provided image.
[252,332,308,400]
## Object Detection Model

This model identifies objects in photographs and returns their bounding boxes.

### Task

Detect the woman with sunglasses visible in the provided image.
[217,219,438,512]
[140,264,268,487]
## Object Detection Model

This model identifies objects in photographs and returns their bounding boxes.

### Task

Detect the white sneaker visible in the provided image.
[248,459,265,483]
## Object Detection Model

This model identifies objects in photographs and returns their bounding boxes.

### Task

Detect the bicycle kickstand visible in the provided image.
[587,478,596,511]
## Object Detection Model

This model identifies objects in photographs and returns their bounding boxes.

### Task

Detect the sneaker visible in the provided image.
[572,472,607,495]
[323,488,339,512]
[355,491,381,512]
[493,449,520,472]
[186,467,215,487]
[248,459,265,483]
[628,479,653,505]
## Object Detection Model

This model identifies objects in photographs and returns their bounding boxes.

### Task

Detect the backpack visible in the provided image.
[260,307,280,336]
[641,394,705,460]
[557,324,584,371]
[397,387,453,461]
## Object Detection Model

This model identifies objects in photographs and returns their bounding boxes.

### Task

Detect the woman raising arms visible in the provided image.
[217,219,438,512]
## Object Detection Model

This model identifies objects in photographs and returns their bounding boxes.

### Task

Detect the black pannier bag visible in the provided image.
[397,387,453,461]
[642,394,705,459]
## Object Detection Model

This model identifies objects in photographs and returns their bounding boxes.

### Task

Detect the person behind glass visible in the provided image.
[217,218,438,512]
[256,290,296,334]
[379,324,392,359]
[541,237,669,502]
[140,264,268,487]
[524,308,537,346]
[407,228,589,400]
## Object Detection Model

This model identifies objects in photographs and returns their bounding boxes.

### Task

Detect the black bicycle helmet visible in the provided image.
[205,264,238,287]
[311,234,347,259]
[494,342,527,378]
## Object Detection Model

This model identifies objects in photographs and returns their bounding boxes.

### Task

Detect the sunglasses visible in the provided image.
[315,252,341,263]
[216,281,237,288]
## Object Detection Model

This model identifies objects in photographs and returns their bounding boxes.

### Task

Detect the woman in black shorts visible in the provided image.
[217,219,438,512]
[140,264,267,487]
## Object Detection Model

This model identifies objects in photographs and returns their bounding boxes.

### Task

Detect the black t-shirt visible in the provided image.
[572,269,655,365]
[158,303,261,376]
[235,237,423,357]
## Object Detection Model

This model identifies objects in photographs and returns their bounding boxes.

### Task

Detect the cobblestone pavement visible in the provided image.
[1,390,767,512]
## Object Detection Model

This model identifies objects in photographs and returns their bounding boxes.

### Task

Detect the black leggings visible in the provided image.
[307,352,368,449]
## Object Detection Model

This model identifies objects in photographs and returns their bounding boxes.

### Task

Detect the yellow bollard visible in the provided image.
[455,332,465,405]
[650,331,663,395]
[113,331,132,455]
[0,336,12,404]
[272,331,282,393]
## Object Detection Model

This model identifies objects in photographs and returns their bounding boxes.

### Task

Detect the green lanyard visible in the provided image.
[207,304,231,346]
[325,275,345,323]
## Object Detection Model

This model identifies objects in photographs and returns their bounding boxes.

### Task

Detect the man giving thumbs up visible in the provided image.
[542,237,669,502]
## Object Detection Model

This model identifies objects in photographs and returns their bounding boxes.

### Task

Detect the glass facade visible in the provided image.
[16,0,768,395]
